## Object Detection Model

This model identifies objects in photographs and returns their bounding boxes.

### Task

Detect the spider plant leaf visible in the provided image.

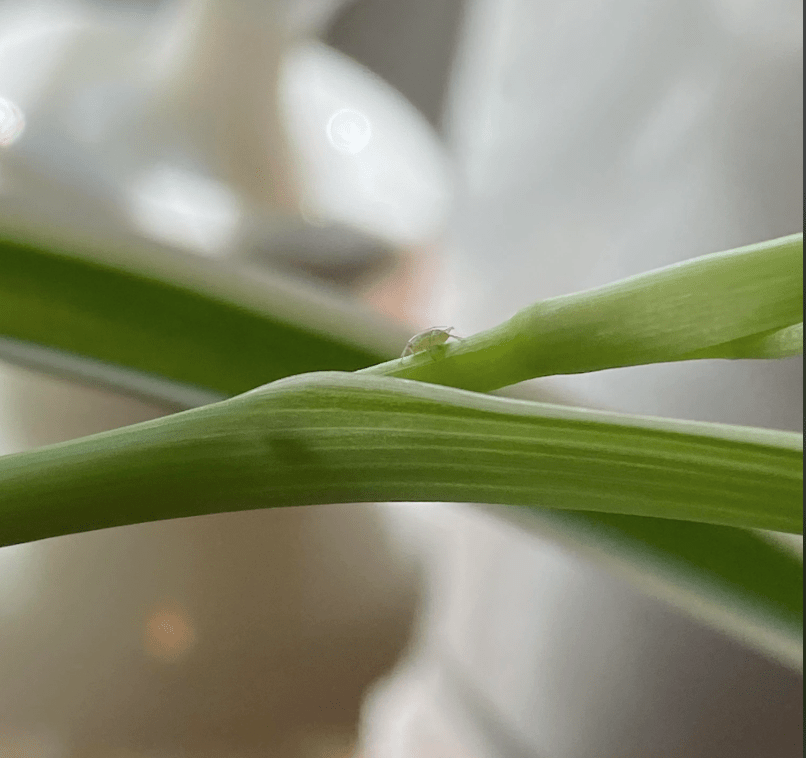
[364,234,803,390]
[0,229,403,405]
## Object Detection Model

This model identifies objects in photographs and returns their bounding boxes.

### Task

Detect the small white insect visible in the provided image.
[400,326,461,359]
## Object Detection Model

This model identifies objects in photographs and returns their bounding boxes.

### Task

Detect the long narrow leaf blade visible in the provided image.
[1,372,800,548]
[0,229,403,400]
[364,234,803,391]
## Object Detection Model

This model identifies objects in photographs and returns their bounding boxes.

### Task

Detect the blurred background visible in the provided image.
[0,0,802,756]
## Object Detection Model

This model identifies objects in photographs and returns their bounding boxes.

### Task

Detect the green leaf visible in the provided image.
[363,234,803,390]
[1,372,800,548]
[0,230,403,402]
[677,321,803,360]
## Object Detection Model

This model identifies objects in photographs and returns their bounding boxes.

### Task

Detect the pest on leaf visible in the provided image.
[401,326,462,359]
